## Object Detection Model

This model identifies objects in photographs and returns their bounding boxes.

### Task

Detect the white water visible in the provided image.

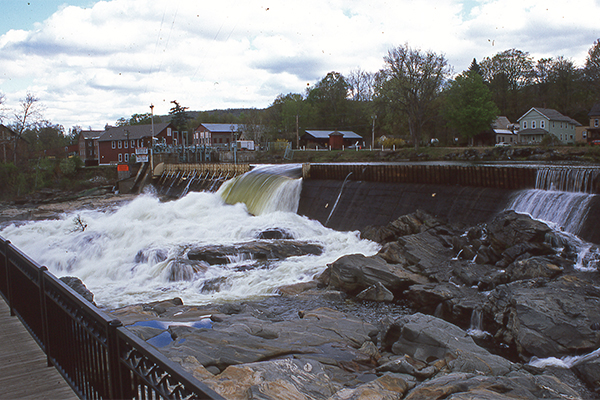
[507,189,593,235]
[529,347,600,369]
[1,175,379,309]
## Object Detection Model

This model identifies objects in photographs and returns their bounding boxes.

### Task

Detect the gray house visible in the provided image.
[517,108,581,145]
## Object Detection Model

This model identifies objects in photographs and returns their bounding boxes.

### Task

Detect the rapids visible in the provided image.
[0,168,379,309]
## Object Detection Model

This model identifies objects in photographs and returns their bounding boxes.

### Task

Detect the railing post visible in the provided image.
[5,240,14,316]
[39,266,52,366]
[108,319,130,399]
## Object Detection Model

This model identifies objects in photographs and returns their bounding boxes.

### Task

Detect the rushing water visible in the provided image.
[0,166,379,309]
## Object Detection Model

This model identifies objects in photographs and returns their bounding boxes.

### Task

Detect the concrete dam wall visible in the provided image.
[297,163,600,245]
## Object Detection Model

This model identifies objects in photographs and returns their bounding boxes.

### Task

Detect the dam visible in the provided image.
[153,162,600,244]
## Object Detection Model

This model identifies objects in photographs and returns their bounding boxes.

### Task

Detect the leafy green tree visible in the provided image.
[442,71,499,143]
[169,100,192,145]
[306,71,350,129]
[375,44,451,150]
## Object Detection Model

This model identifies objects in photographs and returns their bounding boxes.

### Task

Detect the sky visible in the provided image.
[0,0,598,130]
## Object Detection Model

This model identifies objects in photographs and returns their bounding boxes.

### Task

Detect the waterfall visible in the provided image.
[535,167,599,194]
[218,164,303,215]
[508,167,598,235]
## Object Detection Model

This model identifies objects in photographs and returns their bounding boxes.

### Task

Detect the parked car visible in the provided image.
[495,142,511,147]
[591,140,600,146]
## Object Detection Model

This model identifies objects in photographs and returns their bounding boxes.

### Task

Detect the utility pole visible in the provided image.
[296,114,299,149]
[371,115,377,150]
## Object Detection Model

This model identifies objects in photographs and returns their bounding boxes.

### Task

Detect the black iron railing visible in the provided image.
[0,236,224,400]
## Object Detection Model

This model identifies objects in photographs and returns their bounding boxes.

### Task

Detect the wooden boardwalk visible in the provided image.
[0,298,78,400]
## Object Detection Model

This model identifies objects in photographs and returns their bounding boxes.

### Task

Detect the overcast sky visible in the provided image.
[0,0,598,130]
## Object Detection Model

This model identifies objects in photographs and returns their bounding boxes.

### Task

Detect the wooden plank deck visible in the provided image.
[0,298,78,400]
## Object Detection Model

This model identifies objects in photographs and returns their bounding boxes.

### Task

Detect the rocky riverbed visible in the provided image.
[87,209,600,399]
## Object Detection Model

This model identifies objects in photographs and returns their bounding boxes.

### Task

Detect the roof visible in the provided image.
[303,130,363,139]
[493,129,515,135]
[589,103,600,117]
[518,128,548,135]
[518,107,581,126]
[98,122,172,141]
[491,116,511,130]
[80,130,104,140]
[196,123,241,133]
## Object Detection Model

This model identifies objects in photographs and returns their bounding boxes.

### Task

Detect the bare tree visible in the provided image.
[347,68,376,101]
[377,44,451,150]
[12,92,44,164]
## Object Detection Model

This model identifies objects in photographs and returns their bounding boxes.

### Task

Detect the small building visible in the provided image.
[194,123,240,149]
[300,130,363,149]
[97,122,175,165]
[517,107,581,145]
[0,124,28,164]
[586,103,600,143]
[78,130,103,166]
[492,116,519,145]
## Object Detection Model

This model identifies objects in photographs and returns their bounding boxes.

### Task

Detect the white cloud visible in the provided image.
[0,0,597,129]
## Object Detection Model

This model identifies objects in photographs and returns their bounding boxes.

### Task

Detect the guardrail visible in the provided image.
[0,236,224,400]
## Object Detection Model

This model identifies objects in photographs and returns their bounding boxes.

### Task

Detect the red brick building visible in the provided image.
[97,122,174,165]
[194,123,240,149]
[0,124,28,164]
[78,129,103,166]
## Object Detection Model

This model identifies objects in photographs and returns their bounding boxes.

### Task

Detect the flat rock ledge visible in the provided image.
[107,210,600,399]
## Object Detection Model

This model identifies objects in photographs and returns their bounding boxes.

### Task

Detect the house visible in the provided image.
[586,103,600,143]
[78,130,103,166]
[193,123,240,149]
[0,124,28,164]
[300,130,363,149]
[97,122,175,165]
[492,116,519,145]
[517,108,581,145]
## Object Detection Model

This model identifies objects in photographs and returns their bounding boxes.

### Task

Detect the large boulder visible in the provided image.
[326,254,428,296]
[484,277,600,358]
[487,211,552,253]
[382,313,513,376]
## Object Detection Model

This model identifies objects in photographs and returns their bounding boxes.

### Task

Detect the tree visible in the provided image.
[479,49,534,120]
[442,71,499,143]
[117,113,155,126]
[376,44,451,150]
[306,71,350,129]
[347,68,376,101]
[468,58,482,76]
[169,100,191,146]
[11,92,44,164]
[585,39,600,98]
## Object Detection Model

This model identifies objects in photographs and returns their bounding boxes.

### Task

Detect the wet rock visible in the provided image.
[326,254,428,296]
[356,282,394,302]
[504,255,565,281]
[361,210,447,243]
[484,278,600,358]
[187,240,323,265]
[573,357,600,396]
[165,259,208,281]
[402,371,581,400]
[487,211,552,252]
[383,313,513,376]
[59,276,95,305]
[254,228,294,240]
[329,374,409,400]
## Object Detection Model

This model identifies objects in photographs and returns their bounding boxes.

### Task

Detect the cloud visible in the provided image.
[0,0,598,129]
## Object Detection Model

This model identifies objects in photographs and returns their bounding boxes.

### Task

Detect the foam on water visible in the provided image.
[1,189,379,309]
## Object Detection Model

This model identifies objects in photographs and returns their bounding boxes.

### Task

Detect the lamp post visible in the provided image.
[150,104,155,173]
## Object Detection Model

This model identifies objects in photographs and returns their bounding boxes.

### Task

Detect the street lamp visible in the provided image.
[150,104,155,172]
[371,115,377,150]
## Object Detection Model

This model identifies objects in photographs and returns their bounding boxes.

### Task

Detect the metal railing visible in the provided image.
[0,236,224,400]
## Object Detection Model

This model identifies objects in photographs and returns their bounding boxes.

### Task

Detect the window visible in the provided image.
[118,153,123,162]
[167,128,172,137]
[118,140,122,149]
[570,135,574,140]
[124,140,128,149]
[124,153,129,162]
[540,120,545,129]
[522,121,527,129]
[595,119,599,127]
[531,120,536,129]
[88,141,92,147]
[112,141,116,149]
[131,140,135,148]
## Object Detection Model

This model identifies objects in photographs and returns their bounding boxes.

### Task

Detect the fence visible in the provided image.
[0,237,224,400]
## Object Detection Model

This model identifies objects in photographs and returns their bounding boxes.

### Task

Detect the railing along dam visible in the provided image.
[154,163,251,197]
